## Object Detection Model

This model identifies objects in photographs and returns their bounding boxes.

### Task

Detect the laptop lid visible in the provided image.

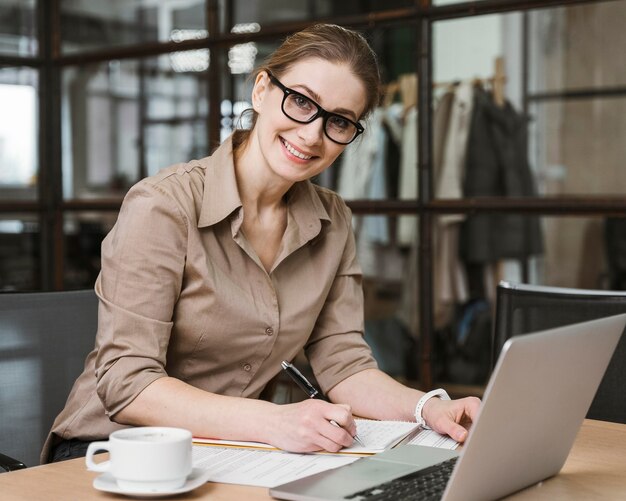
[442,313,626,500]
[270,314,625,501]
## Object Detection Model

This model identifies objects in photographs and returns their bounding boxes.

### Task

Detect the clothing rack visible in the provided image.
[383,56,507,109]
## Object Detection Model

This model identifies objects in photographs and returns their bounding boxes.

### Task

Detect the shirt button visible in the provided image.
[265,327,274,336]
[243,363,251,372]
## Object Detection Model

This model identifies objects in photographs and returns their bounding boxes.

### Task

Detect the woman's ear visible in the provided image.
[251,71,270,113]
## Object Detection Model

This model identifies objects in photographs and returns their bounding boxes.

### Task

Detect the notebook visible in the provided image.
[270,313,626,501]
[194,419,421,454]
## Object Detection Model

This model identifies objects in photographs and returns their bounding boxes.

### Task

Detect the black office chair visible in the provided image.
[0,289,98,471]
[605,217,626,290]
[493,281,626,424]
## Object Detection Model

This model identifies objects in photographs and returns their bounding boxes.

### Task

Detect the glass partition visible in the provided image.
[357,214,418,380]
[0,0,37,57]
[63,211,117,289]
[0,215,39,291]
[0,67,38,200]
[528,1,626,93]
[433,1,626,199]
[62,53,208,199]
[217,40,278,142]
[529,97,626,196]
[60,0,207,53]
[143,54,209,175]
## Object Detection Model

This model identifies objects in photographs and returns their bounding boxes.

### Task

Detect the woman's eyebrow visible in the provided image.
[293,84,358,121]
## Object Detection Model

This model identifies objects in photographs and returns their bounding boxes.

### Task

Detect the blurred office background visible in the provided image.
[1,0,625,393]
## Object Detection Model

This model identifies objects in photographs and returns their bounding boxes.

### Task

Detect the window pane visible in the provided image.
[218,40,277,143]
[529,1,626,93]
[433,12,525,201]
[356,215,418,380]
[224,0,413,32]
[64,212,116,289]
[62,53,208,199]
[433,4,626,200]
[0,67,38,200]
[146,122,207,177]
[60,0,207,54]
[144,54,209,175]
[530,97,626,196]
[0,215,39,291]
[0,0,37,56]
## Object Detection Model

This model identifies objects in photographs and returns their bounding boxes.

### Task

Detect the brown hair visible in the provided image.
[233,23,381,150]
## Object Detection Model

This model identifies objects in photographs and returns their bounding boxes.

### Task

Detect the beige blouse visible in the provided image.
[42,136,377,462]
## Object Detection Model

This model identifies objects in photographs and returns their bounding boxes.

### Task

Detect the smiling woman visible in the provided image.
[241,58,367,187]
[43,23,480,465]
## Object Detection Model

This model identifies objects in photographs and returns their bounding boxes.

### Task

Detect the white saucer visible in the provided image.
[93,468,211,498]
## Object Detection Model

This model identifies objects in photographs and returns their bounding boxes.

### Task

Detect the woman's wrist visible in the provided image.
[414,388,450,429]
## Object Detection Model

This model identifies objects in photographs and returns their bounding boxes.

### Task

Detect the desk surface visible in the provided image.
[1,420,625,500]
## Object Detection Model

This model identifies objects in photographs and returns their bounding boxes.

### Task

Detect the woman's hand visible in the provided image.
[422,396,481,443]
[265,399,358,453]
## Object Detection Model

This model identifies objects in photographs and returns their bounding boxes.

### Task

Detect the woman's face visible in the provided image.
[250,58,367,184]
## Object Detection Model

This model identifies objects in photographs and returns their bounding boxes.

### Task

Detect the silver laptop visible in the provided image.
[270,313,626,501]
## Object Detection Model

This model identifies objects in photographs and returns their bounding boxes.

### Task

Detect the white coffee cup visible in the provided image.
[86,427,192,492]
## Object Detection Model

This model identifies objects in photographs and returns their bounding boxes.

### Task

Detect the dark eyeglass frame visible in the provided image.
[267,71,365,145]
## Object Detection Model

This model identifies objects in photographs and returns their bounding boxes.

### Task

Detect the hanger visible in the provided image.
[491,56,506,107]
[382,81,400,108]
[399,73,418,112]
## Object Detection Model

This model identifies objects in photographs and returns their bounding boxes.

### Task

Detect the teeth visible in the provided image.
[283,139,312,160]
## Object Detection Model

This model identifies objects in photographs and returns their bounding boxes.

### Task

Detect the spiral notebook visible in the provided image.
[194,419,421,454]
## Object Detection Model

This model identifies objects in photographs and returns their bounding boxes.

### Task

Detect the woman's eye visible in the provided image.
[293,95,313,110]
[328,115,350,131]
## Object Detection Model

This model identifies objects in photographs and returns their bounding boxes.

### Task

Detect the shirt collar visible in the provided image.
[197,135,331,232]
[286,180,331,238]
[198,136,242,228]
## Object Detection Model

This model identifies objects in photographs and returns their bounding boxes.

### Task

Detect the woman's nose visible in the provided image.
[296,117,324,146]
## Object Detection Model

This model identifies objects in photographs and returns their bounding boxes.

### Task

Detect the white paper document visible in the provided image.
[407,428,459,449]
[192,445,360,488]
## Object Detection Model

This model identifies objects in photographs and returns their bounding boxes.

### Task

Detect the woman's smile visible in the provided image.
[280,137,316,162]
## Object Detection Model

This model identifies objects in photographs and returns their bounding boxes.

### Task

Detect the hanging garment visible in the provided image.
[338,109,403,279]
[397,106,418,246]
[432,84,474,328]
[435,82,474,201]
[460,86,543,263]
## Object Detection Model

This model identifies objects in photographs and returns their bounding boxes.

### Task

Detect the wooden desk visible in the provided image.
[1,420,624,500]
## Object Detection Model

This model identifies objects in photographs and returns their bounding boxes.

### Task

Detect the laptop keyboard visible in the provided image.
[345,457,458,501]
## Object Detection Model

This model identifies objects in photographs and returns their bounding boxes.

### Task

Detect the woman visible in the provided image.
[44,23,479,463]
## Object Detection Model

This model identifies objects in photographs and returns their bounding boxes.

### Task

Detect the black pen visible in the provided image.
[281,360,365,447]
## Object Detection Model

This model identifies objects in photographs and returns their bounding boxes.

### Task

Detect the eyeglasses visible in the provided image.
[267,72,364,145]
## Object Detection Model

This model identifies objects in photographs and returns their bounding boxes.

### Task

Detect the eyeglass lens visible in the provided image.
[283,93,358,144]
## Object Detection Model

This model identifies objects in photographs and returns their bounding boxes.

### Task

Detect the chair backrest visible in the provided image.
[0,289,98,467]
[493,281,626,423]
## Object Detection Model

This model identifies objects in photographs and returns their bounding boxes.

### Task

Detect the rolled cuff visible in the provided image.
[95,288,173,417]
[307,332,378,395]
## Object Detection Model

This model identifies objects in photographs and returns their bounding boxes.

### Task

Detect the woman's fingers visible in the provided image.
[423,396,481,443]
[271,399,356,452]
